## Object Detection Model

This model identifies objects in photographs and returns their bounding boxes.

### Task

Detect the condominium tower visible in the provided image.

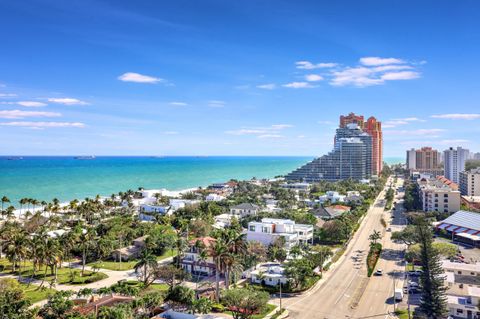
[444,147,470,184]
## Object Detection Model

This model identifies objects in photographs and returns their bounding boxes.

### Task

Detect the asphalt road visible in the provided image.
[283,177,407,319]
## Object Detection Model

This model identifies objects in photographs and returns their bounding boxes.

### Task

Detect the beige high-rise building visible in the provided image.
[460,168,480,196]
[418,178,461,213]
[416,147,441,170]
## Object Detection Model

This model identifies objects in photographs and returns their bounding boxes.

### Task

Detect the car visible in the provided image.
[375,269,383,276]
[408,287,421,294]
[386,227,392,232]
[408,270,421,277]
[408,281,420,288]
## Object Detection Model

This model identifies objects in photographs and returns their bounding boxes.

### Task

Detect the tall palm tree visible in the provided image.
[211,239,228,302]
[1,196,10,214]
[134,249,158,286]
[79,226,96,276]
[4,228,28,273]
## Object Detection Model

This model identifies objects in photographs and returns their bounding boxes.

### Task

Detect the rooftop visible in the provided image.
[439,211,480,232]
[232,203,260,210]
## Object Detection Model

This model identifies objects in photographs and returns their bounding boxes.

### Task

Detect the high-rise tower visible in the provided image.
[340,112,365,129]
[364,116,383,176]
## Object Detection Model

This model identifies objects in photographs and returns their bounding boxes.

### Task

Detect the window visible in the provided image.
[249,225,255,232]
[457,309,463,314]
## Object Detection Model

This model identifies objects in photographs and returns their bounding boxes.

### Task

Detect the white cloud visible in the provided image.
[431,114,480,120]
[258,134,284,139]
[208,100,226,108]
[48,98,88,105]
[381,71,420,81]
[0,110,61,119]
[226,124,293,136]
[438,139,469,145]
[330,67,383,87]
[282,82,314,89]
[295,61,337,69]
[383,117,425,128]
[0,93,17,97]
[163,131,178,135]
[384,128,445,136]
[305,74,324,82]
[17,101,47,107]
[318,120,334,125]
[257,83,276,90]
[169,102,188,106]
[118,72,164,84]
[226,129,267,135]
[359,57,405,66]
[0,121,84,128]
[271,124,293,129]
[371,65,413,72]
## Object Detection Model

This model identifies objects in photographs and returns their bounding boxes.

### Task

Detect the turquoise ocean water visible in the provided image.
[0,156,404,206]
[0,156,311,206]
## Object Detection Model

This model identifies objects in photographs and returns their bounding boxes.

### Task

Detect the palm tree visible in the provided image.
[79,226,96,276]
[19,198,28,218]
[4,228,28,273]
[134,249,158,286]
[1,196,10,215]
[211,239,228,302]
[369,230,382,246]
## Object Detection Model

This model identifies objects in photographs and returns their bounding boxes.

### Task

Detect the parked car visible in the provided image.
[375,269,383,276]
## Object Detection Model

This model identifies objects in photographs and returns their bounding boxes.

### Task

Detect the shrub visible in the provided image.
[211,303,225,312]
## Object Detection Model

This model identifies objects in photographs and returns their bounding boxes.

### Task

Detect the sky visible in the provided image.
[1,0,480,157]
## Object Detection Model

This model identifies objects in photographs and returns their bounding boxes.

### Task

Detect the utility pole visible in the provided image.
[393,274,396,312]
[279,281,283,310]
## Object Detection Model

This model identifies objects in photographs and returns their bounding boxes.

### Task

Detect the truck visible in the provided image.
[394,288,404,301]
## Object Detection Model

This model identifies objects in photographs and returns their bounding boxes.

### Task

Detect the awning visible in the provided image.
[446,225,459,232]
[437,223,449,230]
[457,232,480,241]
[467,229,479,235]
[454,227,469,233]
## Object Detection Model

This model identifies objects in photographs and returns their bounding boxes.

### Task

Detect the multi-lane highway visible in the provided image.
[282,177,407,319]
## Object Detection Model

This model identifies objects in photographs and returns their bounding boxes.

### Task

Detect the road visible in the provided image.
[283,177,407,319]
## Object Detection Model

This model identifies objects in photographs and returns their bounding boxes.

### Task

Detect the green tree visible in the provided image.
[166,285,195,311]
[221,288,269,319]
[191,297,213,314]
[0,278,35,319]
[134,249,158,287]
[96,303,133,319]
[284,258,315,289]
[368,230,382,246]
[416,219,447,318]
[39,291,77,319]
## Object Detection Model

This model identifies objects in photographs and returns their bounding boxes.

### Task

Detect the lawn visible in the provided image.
[122,280,169,292]
[20,283,57,303]
[88,251,176,271]
[394,309,413,319]
[0,258,107,285]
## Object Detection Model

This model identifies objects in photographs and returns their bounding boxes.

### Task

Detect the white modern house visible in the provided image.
[138,204,170,221]
[230,203,260,218]
[250,262,288,286]
[205,193,225,202]
[169,199,200,211]
[246,218,313,249]
[280,182,311,192]
[213,213,237,229]
[318,191,346,204]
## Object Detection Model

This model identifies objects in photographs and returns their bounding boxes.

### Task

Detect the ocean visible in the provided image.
[0,156,312,206]
[0,155,404,207]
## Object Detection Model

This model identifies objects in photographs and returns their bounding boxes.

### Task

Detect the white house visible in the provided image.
[246,218,313,249]
[250,262,289,286]
[213,213,237,229]
[230,203,260,218]
[138,204,170,221]
[280,182,311,192]
[169,199,200,211]
[205,193,225,202]
[180,237,217,277]
[447,287,480,319]
[318,191,346,204]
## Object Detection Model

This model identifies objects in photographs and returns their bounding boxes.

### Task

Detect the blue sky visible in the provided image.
[1,0,480,157]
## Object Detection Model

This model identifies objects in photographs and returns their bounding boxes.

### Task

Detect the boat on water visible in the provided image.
[6,156,23,160]
[74,155,96,160]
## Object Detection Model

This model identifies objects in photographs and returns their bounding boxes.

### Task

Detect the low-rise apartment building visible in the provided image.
[246,218,313,249]
[418,178,461,213]
[443,261,480,319]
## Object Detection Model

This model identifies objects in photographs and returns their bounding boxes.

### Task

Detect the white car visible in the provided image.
[375,269,383,276]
